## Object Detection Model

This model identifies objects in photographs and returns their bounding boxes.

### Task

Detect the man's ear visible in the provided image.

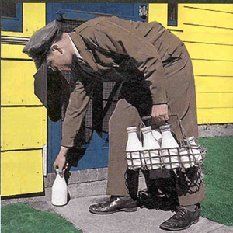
[51,44,63,54]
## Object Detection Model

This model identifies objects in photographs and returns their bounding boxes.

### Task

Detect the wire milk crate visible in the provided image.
[126,116,207,171]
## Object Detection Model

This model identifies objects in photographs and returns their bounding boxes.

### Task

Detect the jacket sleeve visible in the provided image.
[61,81,90,148]
[79,21,167,105]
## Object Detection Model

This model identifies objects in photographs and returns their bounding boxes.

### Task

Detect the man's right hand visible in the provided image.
[53,146,69,171]
[151,104,169,122]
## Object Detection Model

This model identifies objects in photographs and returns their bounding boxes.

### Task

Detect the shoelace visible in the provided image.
[171,207,187,220]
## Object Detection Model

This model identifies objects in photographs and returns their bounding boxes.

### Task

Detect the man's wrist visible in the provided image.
[59,146,69,156]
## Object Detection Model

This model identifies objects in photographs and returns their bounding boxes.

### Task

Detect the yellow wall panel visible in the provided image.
[183,23,233,34]
[169,30,183,38]
[181,32,233,45]
[195,76,233,93]
[23,3,46,36]
[148,4,167,26]
[197,93,233,108]
[197,108,233,124]
[192,60,233,77]
[1,3,46,196]
[1,107,47,151]
[182,5,233,29]
[1,150,43,196]
[1,44,29,59]
[1,61,41,106]
[190,3,233,13]
[185,43,233,61]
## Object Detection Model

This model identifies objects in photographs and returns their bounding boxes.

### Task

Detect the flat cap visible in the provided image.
[23,20,61,67]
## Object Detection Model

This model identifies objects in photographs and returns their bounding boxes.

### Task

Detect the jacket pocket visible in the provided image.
[163,56,187,78]
[168,80,191,120]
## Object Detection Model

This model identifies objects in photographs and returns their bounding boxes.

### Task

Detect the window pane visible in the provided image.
[168,2,178,26]
[2,2,17,18]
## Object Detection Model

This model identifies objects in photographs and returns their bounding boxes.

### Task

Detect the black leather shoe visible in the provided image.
[159,206,200,231]
[89,196,137,214]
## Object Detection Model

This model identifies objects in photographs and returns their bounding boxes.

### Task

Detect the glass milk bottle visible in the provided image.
[151,129,162,145]
[160,124,180,169]
[179,147,194,169]
[142,126,161,169]
[126,127,143,169]
[51,169,68,206]
[179,137,202,168]
[188,137,202,163]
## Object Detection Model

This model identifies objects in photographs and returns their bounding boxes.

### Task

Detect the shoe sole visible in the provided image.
[89,207,137,215]
[159,218,199,231]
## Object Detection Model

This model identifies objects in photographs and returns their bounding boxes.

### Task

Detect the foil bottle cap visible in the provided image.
[127,126,137,133]
[159,123,171,132]
[141,126,152,133]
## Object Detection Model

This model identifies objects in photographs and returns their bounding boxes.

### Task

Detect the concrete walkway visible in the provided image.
[3,193,233,233]
[51,195,233,233]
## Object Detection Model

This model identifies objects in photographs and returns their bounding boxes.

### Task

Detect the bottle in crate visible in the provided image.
[160,124,180,169]
[141,126,161,169]
[151,129,162,144]
[179,137,203,168]
[188,137,202,162]
[126,127,143,169]
[179,147,194,169]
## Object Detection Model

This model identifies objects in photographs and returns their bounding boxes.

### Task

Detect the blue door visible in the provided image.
[47,3,147,173]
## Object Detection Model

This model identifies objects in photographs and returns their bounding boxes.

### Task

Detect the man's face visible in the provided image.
[47,33,74,71]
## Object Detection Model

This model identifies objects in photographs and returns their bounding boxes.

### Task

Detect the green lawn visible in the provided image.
[1,203,81,233]
[200,136,233,226]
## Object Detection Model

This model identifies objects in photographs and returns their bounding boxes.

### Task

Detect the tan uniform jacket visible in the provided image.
[61,16,198,147]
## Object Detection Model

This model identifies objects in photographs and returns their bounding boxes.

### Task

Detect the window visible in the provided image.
[2,2,17,18]
[1,3,23,32]
[167,2,178,26]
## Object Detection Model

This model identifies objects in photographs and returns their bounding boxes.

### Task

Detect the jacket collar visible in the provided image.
[70,30,99,73]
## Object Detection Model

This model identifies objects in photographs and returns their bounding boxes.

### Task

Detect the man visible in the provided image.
[24,16,204,231]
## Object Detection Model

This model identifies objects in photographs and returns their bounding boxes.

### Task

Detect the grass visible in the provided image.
[1,203,82,233]
[199,136,233,226]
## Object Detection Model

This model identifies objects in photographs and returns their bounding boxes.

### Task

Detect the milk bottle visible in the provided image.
[160,124,180,169]
[51,169,68,206]
[188,137,202,163]
[179,137,202,168]
[126,127,143,169]
[142,126,161,169]
[179,147,194,169]
[151,129,162,145]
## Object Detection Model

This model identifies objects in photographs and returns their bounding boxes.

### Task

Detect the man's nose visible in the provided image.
[47,60,57,71]
[47,60,53,68]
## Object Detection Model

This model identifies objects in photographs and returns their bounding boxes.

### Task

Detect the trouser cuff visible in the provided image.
[179,183,205,206]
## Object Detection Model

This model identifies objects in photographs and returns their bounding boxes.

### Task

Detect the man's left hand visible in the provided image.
[151,104,169,123]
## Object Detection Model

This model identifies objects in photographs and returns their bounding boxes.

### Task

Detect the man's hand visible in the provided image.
[53,146,69,171]
[151,104,169,123]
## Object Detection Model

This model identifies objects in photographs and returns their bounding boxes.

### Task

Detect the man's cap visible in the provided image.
[23,20,61,67]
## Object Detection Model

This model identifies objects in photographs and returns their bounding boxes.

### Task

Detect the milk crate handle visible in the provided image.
[141,115,187,141]
[141,116,151,121]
